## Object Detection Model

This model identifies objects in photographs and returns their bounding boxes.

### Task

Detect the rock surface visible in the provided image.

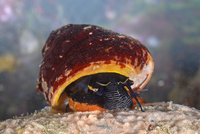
[0,102,200,134]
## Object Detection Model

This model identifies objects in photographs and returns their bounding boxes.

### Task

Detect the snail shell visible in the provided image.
[36,24,154,111]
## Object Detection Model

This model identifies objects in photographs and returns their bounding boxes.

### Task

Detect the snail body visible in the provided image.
[37,24,154,112]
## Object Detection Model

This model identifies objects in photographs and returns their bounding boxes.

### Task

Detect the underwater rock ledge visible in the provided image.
[0,102,200,134]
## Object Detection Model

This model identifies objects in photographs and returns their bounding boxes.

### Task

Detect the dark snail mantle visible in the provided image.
[36,24,154,112]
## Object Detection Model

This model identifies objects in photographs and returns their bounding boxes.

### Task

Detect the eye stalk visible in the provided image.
[124,81,145,112]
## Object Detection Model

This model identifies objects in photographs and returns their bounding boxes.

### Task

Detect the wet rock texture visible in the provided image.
[0,102,200,134]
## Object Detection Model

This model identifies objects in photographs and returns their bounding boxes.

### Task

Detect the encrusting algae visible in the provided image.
[0,53,17,73]
[0,102,200,134]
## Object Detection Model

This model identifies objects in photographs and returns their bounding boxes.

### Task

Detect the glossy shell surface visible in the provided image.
[37,24,154,110]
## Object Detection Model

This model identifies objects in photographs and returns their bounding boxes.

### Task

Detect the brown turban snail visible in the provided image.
[36,24,154,112]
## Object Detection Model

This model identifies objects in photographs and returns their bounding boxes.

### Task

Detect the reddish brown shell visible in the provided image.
[36,24,154,110]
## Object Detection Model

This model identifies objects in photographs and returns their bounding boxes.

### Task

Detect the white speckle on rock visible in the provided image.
[137,116,143,120]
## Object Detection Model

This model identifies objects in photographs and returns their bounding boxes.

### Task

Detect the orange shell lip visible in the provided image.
[68,98,105,111]
[36,24,154,110]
